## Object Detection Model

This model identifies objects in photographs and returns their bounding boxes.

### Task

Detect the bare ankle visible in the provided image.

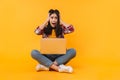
[53,61,58,66]
[50,64,59,71]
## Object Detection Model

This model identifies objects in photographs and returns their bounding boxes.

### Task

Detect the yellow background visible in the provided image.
[0,0,120,80]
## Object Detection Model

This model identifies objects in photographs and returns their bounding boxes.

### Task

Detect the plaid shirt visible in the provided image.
[34,24,74,38]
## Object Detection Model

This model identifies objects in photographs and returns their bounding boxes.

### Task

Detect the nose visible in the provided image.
[53,18,56,21]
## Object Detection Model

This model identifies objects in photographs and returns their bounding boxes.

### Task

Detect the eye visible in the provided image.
[55,17,58,19]
[50,16,53,19]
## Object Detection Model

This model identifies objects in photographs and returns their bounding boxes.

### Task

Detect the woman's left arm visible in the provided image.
[60,20,74,34]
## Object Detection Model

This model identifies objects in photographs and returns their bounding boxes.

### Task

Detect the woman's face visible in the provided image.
[49,13,58,27]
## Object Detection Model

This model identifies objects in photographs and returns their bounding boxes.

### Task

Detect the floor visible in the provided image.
[0,52,120,80]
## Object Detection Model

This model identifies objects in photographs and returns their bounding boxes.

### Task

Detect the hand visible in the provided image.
[39,14,50,29]
[60,18,64,25]
[60,19,70,28]
[46,13,50,22]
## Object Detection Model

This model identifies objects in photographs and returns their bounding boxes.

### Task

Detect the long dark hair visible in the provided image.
[44,9,63,37]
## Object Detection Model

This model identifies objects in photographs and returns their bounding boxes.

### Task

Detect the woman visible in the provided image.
[31,9,76,73]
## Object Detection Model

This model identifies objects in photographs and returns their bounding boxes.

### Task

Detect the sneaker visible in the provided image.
[58,64,73,73]
[36,64,49,71]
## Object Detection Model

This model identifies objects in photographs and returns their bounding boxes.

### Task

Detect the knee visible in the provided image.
[31,50,40,58]
[68,48,76,58]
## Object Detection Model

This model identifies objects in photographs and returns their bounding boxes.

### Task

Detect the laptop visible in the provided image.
[40,38,66,54]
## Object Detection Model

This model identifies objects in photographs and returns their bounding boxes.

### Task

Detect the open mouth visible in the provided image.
[52,23,56,25]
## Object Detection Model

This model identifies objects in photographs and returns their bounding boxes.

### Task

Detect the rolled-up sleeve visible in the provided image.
[62,25,74,34]
[34,26,44,35]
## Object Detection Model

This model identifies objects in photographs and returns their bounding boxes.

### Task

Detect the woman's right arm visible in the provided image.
[34,16,49,35]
